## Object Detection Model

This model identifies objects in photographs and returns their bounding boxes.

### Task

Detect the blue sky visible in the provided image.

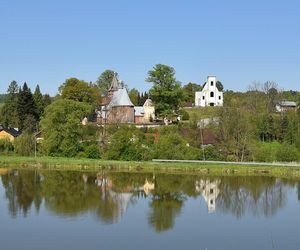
[0,0,299,95]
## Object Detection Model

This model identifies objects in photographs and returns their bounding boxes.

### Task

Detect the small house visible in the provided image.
[0,126,21,141]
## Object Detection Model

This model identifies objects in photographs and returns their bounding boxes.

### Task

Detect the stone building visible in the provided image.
[98,74,155,124]
[195,76,223,107]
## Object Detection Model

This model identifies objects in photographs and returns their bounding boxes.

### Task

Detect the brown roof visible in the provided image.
[179,128,218,145]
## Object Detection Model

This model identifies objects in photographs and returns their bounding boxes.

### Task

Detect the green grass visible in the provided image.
[1,156,300,178]
[183,106,221,120]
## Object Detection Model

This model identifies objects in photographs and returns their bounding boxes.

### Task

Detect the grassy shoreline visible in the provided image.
[1,156,300,178]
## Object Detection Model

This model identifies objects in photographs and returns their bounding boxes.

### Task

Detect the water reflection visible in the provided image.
[1,170,300,232]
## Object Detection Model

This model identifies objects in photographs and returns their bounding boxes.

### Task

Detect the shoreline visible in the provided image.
[1,156,300,178]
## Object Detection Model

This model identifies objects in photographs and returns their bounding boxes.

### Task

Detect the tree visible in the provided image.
[17,83,37,130]
[59,78,100,107]
[0,81,19,127]
[33,85,44,119]
[95,70,117,96]
[14,132,35,156]
[146,64,183,116]
[182,82,202,103]
[40,99,91,156]
[128,88,139,106]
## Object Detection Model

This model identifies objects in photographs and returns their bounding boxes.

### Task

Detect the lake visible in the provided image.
[0,169,300,250]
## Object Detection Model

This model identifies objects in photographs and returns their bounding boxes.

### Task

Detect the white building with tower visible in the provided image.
[195,76,223,107]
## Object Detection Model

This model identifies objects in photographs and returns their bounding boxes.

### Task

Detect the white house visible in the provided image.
[195,76,223,107]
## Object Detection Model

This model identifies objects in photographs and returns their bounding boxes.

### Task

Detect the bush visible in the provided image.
[178,109,190,121]
[14,133,35,156]
[0,139,14,153]
[276,143,300,162]
[154,133,200,160]
[104,125,153,161]
[251,142,281,162]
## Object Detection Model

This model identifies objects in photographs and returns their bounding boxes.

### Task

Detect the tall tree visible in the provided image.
[146,64,182,116]
[0,81,19,127]
[95,70,117,96]
[17,83,38,130]
[33,84,44,119]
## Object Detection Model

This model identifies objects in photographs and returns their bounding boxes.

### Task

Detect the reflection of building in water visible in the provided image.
[195,179,220,213]
[143,178,155,195]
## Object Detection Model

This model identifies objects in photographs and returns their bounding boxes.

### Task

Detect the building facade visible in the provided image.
[195,76,223,107]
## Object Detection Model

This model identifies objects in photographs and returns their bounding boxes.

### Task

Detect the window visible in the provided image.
[219,96,221,100]
[211,81,214,86]
[210,200,214,205]
[210,103,215,106]
[210,92,214,97]
[210,189,214,194]
[203,96,205,100]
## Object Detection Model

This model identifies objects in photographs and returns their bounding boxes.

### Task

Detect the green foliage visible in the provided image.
[14,133,35,156]
[0,139,14,153]
[178,109,189,120]
[182,82,202,103]
[17,83,38,130]
[216,81,224,91]
[128,88,139,105]
[104,125,153,161]
[251,142,281,162]
[146,64,183,116]
[0,81,19,127]
[59,78,100,107]
[95,69,116,96]
[276,143,300,162]
[154,132,200,160]
[40,99,91,157]
[33,84,44,118]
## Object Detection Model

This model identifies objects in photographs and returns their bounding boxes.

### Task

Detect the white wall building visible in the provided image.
[195,76,223,107]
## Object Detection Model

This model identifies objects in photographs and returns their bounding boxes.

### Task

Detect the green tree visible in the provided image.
[0,81,19,127]
[40,99,91,156]
[95,70,117,96]
[182,82,202,103]
[17,83,38,130]
[33,84,44,119]
[128,88,139,106]
[59,78,100,107]
[146,64,183,116]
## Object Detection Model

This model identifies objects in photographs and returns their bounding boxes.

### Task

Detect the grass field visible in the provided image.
[1,156,300,178]
[183,106,221,120]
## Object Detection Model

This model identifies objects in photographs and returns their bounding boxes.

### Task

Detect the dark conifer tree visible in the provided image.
[17,83,38,130]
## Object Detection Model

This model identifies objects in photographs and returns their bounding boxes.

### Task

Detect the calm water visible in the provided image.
[0,169,300,250]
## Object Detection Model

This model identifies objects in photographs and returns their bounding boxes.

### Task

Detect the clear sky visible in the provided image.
[0,0,299,95]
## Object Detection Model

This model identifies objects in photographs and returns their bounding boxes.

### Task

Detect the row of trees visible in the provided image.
[0,81,51,131]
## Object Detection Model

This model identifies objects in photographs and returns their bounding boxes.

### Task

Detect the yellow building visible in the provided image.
[0,127,21,142]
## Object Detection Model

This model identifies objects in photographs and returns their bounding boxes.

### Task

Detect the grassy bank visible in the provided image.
[1,156,300,178]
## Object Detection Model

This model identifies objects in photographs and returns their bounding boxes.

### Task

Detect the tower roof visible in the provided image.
[109,73,123,92]
[108,88,134,108]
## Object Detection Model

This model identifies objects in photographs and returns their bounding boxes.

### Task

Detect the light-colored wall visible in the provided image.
[0,131,14,142]
[143,106,155,122]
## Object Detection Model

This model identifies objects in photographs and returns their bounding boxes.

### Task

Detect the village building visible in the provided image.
[276,101,297,112]
[0,125,21,141]
[195,76,223,107]
[98,74,155,124]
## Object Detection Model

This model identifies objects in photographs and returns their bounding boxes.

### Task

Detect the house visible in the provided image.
[98,74,155,124]
[195,76,223,107]
[0,125,21,141]
[276,101,297,112]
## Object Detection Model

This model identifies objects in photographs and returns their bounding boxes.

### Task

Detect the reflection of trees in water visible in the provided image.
[1,170,42,217]
[217,177,287,218]
[1,170,298,227]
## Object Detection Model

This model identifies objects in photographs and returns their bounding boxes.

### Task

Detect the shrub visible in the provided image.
[14,133,35,156]
[0,139,14,153]
[276,143,300,162]
[178,109,190,121]
[154,133,200,160]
